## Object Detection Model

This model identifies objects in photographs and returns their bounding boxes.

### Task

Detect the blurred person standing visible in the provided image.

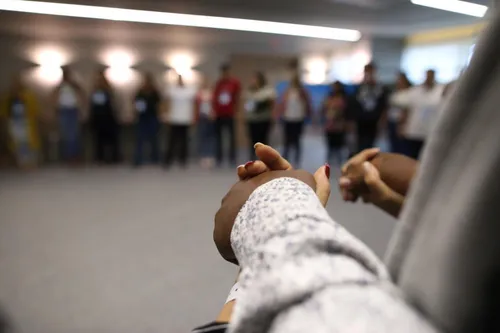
[387,72,412,154]
[133,72,161,167]
[164,74,197,169]
[0,75,41,169]
[212,64,241,167]
[322,80,348,166]
[89,69,120,164]
[244,71,276,160]
[350,63,389,152]
[53,67,85,165]
[195,77,215,169]
[275,73,311,165]
[398,69,444,160]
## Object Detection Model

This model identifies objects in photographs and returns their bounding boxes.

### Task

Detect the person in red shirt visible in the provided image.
[212,64,241,166]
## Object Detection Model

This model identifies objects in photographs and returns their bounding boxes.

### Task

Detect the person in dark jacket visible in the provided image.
[322,81,348,165]
[133,72,161,167]
[244,71,276,160]
[89,70,120,164]
[350,63,389,153]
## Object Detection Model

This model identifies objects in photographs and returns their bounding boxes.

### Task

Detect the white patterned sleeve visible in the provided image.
[228,177,438,333]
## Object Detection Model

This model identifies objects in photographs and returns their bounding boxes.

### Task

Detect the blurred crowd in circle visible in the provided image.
[0,61,456,171]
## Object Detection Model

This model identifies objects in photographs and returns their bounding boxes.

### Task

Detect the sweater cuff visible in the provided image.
[230,177,321,268]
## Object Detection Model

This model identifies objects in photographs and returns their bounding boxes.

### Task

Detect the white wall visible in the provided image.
[327,40,372,84]
[401,38,476,84]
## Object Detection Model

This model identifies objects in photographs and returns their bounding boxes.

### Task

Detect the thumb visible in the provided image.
[362,161,382,187]
[314,164,331,207]
[362,161,391,203]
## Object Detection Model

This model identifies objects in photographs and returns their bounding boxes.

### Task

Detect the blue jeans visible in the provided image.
[59,107,81,161]
[134,117,160,165]
[198,117,215,158]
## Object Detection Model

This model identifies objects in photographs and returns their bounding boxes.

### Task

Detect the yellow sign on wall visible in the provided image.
[406,23,486,45]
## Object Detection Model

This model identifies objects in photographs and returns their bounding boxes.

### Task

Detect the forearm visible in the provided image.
[215,271,240,322]
[376,190,405,218]
[215,301,235,323]
[192,274,238,332]
[370,152,418,196]
[230,178,390,331]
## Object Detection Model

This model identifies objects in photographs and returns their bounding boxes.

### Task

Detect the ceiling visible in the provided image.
[0,0,490,54]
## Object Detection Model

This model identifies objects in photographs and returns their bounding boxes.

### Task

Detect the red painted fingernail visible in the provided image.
[245,161,255,167]
[325,163,330,179]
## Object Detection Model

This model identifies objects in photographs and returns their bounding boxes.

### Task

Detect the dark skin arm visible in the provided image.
[344,151,418,197]
[370,152,419,196]
[341,150,418,218]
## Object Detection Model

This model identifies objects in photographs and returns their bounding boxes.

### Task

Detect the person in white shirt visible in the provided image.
[387,72,412,154]
[244,72,276,160]
[53,67,84,164]
[398,69,444,159]
[195,78,215,169]
[164,74,197,168]
[275,74,311,165]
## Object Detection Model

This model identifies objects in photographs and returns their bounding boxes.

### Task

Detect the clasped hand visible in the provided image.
[214,144,330,263]
[214,145,405,264]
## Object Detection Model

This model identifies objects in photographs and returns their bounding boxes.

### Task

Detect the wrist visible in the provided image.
[375,190,404,218]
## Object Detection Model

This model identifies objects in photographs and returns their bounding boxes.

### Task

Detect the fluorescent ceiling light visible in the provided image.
[0,0,361,41]
[411,0,488,18]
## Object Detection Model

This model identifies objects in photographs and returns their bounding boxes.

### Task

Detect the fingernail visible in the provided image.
[245,161,255,167]
[253,142,263,149]
[324,163,330,179]
[363,161,372,171]
[236,164,245,169]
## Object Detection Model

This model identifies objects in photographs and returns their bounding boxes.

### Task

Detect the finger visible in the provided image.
[362,161,392,202]
[254,143,293,171]
[237,165,247,180]
[341,148,380,174]
[341,188,349,201]
[340,185,358,202]
[339,179,353,201]
[345,191,358,202]
[349,148,381,169]
[313,164,331,207]
[341,161,349,175]
[363,161,383,190]
[338,177,351,188]
[244,160,269,178]
[359,147,381,161]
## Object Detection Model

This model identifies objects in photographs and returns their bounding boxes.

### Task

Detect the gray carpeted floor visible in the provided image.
[0,137,396,333]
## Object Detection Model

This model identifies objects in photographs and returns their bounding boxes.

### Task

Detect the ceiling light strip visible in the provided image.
[410,0,488,18]
[0,0,361,41]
